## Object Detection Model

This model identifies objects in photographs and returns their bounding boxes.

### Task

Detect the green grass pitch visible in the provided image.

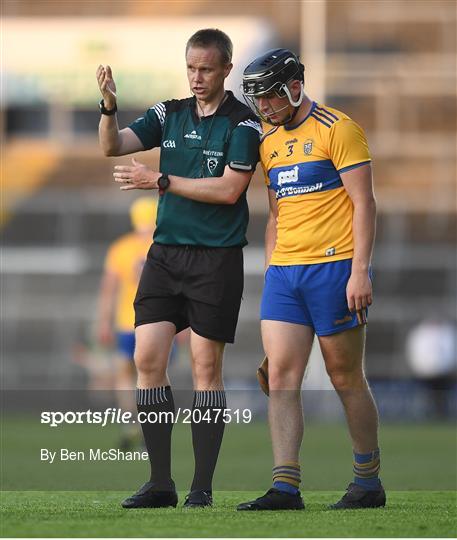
[1,490,455,537]
[1,420,456,536]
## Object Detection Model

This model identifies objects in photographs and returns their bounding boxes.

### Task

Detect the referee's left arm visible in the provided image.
[167,166,254,205]
[114,163,255,204]
[166,119,260,204]
[114,120,260,201]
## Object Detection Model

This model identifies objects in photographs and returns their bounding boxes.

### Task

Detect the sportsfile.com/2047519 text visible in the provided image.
[40,408,253,428]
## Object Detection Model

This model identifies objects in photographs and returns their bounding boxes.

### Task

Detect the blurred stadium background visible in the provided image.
[2,0,456,426]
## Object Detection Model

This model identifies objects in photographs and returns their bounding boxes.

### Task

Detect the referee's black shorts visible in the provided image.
[134,243,244,344]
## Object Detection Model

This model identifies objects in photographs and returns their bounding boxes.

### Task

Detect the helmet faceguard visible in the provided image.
[242,49,305,125]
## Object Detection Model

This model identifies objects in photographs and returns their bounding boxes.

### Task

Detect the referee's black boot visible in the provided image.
[121,481,178,509]
[183,490,213,508]
[237,488,304,511]
[329,482,386,510]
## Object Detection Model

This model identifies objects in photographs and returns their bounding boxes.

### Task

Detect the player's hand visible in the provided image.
[96,64,117,109]
[257,355,269,396]
[346,269,372,324]
[113,158,160,190]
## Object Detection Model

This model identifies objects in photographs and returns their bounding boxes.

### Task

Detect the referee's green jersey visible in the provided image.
[128,91,260,247]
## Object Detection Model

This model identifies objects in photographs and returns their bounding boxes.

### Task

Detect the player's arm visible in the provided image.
[96,65,145,156]
[265,188,278,271]
[340,163,377,312]
[329,117,375,315]
[96,269,120,347]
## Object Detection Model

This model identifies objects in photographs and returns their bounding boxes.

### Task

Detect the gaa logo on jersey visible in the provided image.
[303,139,313,155]
[207,158,218,175]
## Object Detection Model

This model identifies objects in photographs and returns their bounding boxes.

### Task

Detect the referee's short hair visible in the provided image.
[186,29,233,65]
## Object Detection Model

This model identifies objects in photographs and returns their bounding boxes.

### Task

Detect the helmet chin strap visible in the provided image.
[266,83,304,126]
[283,82,304,108]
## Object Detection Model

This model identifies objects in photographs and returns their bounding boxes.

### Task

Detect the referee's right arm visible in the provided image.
[96,64,145,156]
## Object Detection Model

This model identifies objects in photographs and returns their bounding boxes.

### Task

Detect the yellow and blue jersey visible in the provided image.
[105,232,152,332]
[261,101,371,265]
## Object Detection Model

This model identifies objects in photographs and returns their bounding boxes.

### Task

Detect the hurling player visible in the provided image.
[238,49,385,511]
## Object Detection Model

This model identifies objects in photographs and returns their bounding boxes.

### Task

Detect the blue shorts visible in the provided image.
[116,332,136,360]
[116,331,179,364]
[260,259,369,336]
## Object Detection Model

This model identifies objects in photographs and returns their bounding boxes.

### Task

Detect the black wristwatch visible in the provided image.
[158,174,170,195]
[99,99,118,115]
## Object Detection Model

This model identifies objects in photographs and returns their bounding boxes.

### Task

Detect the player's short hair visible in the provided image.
[186,28,233,65]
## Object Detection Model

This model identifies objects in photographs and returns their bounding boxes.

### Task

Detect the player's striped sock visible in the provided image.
[273,462,301,494]
[353,448,381,490]
[136,386,175,490]
[190,389,227,492]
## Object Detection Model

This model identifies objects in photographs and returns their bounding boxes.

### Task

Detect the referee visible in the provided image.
[96,29,260,509]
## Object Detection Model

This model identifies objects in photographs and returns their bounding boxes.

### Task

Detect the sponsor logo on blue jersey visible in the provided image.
[268,159,343,199]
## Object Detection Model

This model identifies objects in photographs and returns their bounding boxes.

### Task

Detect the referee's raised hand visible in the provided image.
[96,64,117,108]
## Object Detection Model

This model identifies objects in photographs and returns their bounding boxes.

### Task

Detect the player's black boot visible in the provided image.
[329,482,386,509]
[121,481,178,509]
[183,490,213,508]
[237,488,305,511]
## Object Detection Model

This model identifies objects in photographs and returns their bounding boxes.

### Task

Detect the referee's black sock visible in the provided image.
[190,389,227,492]
[136,386,175,491]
